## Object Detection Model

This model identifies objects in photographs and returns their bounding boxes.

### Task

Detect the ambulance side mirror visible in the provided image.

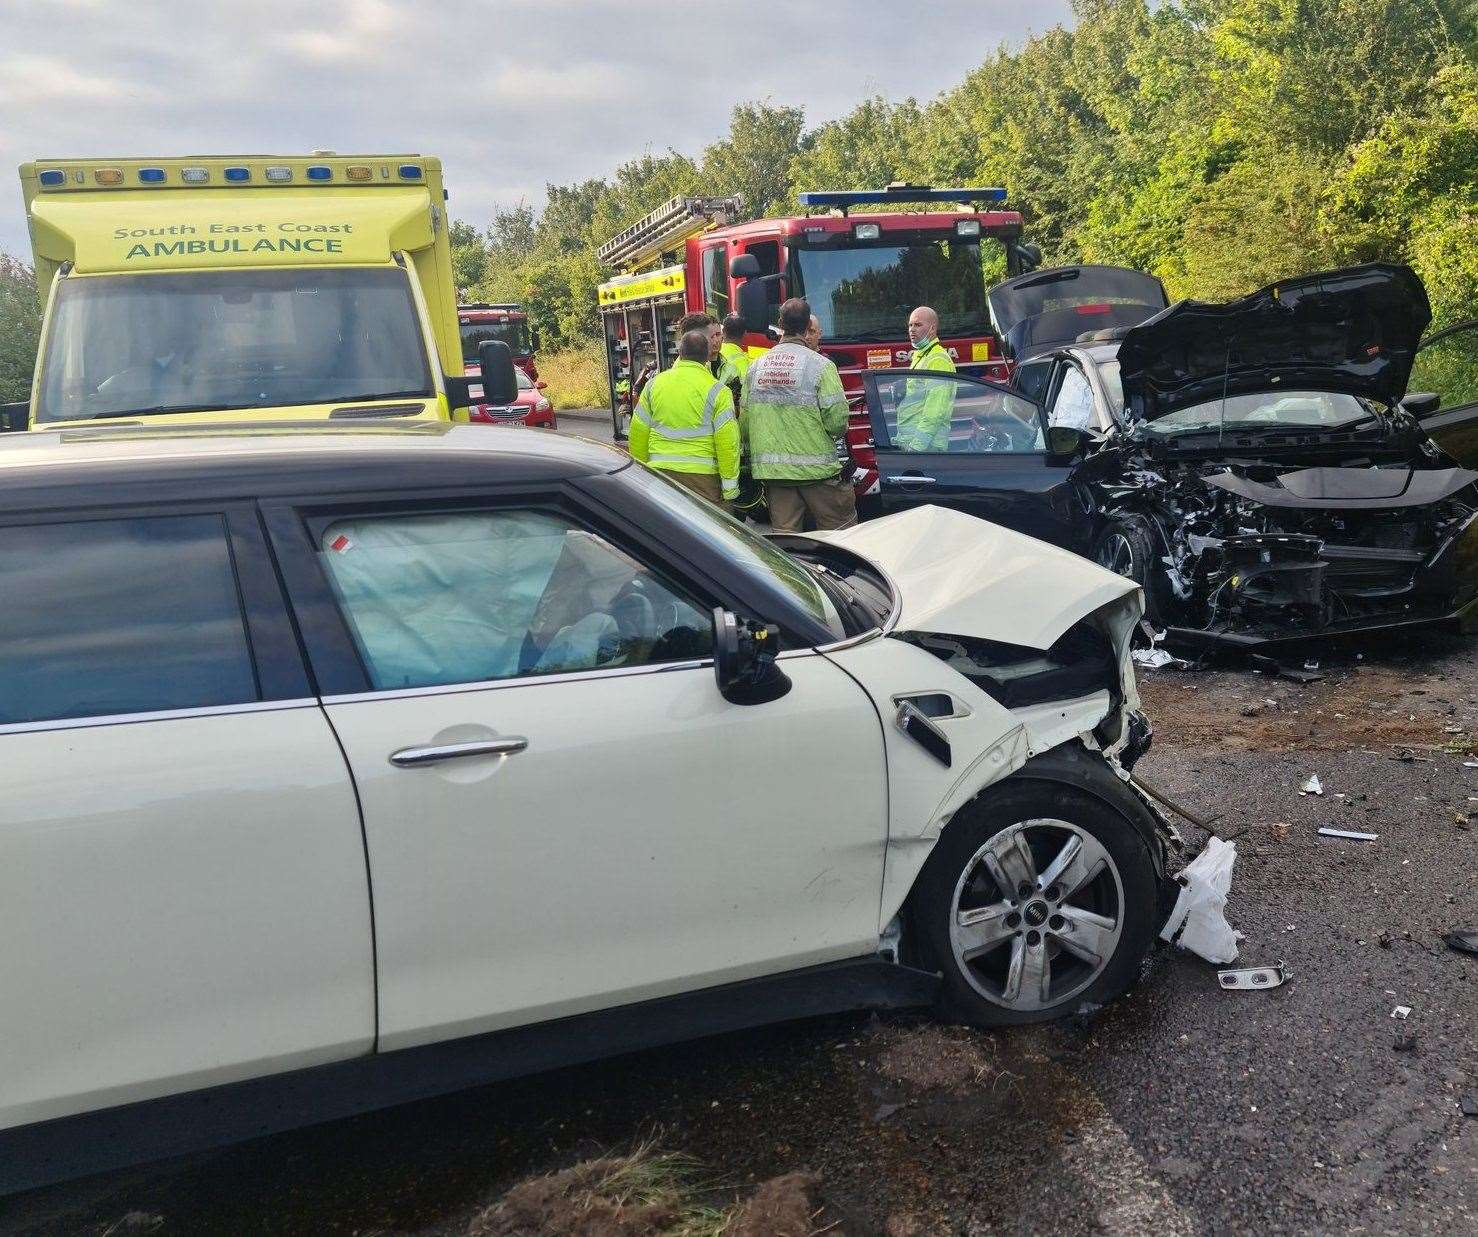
[730,254,761,280]
[477,340,518,406]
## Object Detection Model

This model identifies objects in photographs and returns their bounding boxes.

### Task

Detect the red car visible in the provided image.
[468,367,556,429]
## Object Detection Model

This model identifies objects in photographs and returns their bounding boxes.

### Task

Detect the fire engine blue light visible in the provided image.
[137,167,167,183]
[798,187,1008,207]
[398,164,422,180]
[306,165,332,181]
[38,169,65,187]
[224,166,251,182]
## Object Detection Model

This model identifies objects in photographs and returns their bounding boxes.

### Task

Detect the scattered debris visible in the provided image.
[871,1102,903,1123]
[1130,773,1219,832]
[1133,623,1190,670]
[1377,931,1393,949]
[1465,760,1478,768]
[1269,821,1292,842]
[1318,827,1379,841]
[1249,653,1325,682]
[1391,1005,1411,1019]
[1393,1030,1418,1053]
[99,1215,165,1237]
[1218,961,1289,990]
[1461,1095,1478,1118]
[1441,928,1478,957]
[1160,837,1243,964]
[1300,774,1324,796]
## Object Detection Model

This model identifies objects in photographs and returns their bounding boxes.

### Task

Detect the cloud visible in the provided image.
[0,0,1073,256]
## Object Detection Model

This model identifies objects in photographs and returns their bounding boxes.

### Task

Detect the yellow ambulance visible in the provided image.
[11,154,513,430]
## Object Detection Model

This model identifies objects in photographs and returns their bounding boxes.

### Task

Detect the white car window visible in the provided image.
[1048,365,1096,431]
[319,509,713,690]
[0,514,257,724]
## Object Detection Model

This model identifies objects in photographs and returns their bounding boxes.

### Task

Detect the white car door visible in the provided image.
[276,499,887,1052]
[0,508,373,1132]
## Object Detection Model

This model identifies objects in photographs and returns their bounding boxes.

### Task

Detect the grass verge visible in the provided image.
[539,340,610,410]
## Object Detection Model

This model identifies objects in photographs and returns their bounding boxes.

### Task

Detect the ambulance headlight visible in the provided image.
[853,222,881,241]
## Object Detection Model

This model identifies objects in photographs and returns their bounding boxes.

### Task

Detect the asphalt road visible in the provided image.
[2,536,1474,1234]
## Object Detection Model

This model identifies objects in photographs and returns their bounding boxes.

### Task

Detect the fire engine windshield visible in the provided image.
[35,267,433,423]
[461,318,531,361]
[790,238,1000,342]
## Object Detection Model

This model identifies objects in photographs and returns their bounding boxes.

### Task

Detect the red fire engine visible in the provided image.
[596,186,1039,496]
[459,302,539,382]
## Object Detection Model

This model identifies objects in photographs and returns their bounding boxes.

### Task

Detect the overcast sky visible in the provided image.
[0,0,1072,257]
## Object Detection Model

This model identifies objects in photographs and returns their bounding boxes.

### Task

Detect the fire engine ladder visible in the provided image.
[597,195,744,272]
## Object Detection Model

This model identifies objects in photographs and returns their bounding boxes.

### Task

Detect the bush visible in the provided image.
[539,340,609,410]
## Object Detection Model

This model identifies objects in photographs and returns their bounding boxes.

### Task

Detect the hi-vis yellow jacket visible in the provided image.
[629,359,740,498]
[896,339,956,452]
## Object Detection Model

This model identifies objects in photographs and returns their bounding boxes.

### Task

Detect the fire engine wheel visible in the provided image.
[911,782,1158,1026]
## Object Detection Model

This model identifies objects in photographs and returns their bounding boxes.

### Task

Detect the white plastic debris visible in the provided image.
[1300,774,1324,796]
[1132,623,1189,670]
[1391,1005,1411,1020]
[1159,837,1243,964]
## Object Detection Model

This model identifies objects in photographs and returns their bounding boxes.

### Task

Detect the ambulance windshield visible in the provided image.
[34,267,433,423]
[790,236,1003,343]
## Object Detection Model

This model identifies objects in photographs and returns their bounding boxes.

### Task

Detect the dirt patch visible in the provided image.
[1138,663,1476,754]
[725,1172,825,1237]
[874,1023,1007,1094]
[466,1155,684,1237]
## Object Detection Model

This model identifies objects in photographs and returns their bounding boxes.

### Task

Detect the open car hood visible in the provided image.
[809,505,1140,650]
[1118,263,1432,420]
[988,265,1168,360]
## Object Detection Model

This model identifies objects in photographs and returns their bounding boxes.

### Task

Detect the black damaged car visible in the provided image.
[857,262,1478,654]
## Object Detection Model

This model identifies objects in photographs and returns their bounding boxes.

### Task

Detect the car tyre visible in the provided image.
[1092,514,1173,627]
[911,780,1159,1027]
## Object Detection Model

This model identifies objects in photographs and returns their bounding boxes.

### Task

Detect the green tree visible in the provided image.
[0,255,41,404]
[701,102,807,217]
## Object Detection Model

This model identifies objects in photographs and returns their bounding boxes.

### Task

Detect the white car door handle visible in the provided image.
[389,738,529,767]
[887,474,937,484]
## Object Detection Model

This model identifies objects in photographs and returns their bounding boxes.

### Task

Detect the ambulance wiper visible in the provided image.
[91,404,263,419]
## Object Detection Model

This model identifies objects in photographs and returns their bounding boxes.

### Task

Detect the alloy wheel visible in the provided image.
[948,818,1125,1012]
[1098,532,1135,578]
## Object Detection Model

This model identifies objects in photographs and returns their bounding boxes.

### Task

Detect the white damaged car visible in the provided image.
[0,423,1178,1189]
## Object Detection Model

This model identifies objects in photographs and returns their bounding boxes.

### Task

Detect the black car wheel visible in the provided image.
[911,780,1159,1027]
[1092,514,1172,627]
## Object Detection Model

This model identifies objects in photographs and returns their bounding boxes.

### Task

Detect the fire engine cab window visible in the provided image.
[35,268,432,423]
[702,246,729,319]
[0,515,259,725]
[460,318,531,364]
[792,239,992,343]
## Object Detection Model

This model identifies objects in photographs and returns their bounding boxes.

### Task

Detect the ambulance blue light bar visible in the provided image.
[137,167,166,183]
[798,187,1008,208]
[38,169,66,187]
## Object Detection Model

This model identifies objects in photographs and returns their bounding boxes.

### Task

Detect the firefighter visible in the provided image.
[719,313,750,383]
[629,328,740,507]
[895,305,956,452]
[741,297,856,533]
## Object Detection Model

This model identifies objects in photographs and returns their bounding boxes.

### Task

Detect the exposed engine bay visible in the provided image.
[1103,450,1478,647]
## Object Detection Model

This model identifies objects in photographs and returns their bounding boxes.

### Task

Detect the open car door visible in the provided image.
[1413,318,1478,467]
[989,265,1168,362]
[860,368,1096,555]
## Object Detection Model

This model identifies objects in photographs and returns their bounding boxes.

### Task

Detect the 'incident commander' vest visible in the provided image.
[741,341,850,482]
